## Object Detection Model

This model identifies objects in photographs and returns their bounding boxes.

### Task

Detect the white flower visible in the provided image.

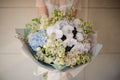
[65,33,74,39]
[62,25,74,35]
[62,38,77,47]
[76,32,84,41]
[77,27,84,33]
[54,20,69,30]
[47,26,63,39]
[40,16,48,29]
[73,19,84,33]
[46,26,54,36]
[59,20,69,28]
[83,43,91,52]
[55,30,63,39]
[71,43,84,52]
[54,22,61,29]
[73,18,81,26]
[71,42,91,53]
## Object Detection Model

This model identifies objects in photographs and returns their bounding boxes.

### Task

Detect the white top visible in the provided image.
[46,0,73,17]
[36,0,80,17]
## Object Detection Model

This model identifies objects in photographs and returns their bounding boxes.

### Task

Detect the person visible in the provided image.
[36,0,80,17]
[35,1,83,80]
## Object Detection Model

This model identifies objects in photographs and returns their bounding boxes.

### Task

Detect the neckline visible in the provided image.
[46,1,73,8]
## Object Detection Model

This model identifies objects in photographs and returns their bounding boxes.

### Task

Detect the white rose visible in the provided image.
[62,25,74,34]
[73,19,81,26]
[47,26,63,39]
[76,32,84,41]
[73,19,84,33]
[62,38,77,47]
[71,43,84,53]
[83,43,91,52]
[65,33,74,39]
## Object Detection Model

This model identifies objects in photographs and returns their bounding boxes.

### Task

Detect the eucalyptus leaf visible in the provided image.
[24,28,31,38]
[51,64,67,70]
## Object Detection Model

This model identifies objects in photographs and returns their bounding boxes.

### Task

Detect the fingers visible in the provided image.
[38,7,48,17]
[36,0,48,16]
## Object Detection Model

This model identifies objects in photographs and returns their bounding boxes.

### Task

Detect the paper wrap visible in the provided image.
[19,33,102,80]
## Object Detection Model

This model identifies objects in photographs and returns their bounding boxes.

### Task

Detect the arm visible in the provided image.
[59,0,78,17]
[72,0,80,17]
[36,0,48,16]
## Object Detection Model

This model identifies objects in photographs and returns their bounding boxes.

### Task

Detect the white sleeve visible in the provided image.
[36,0,46,7]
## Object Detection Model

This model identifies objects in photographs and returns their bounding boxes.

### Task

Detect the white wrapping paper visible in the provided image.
[16,0,102,78]
[20,42,102,80]
[16,26,102,80]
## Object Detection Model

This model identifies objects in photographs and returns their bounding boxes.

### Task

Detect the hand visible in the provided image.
[36,0,48,17]
[38,6,48,17]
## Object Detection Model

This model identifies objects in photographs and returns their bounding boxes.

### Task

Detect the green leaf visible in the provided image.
[82,22,95,34]
[24,28,31,38]
[51,64,66,70]
[32,18,40,24]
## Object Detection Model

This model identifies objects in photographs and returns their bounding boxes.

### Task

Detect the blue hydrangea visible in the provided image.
[29,30,47,51]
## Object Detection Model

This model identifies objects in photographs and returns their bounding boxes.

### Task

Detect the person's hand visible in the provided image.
[36,0,78,17]
[36,0,48,17]
[38,6,48,17]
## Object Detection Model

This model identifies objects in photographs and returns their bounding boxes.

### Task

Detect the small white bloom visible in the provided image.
[65,33,73,39]
[54,29,63,39]
[47,26,54,36]
[71,43,84,52]
[73,19,81,26]
[54,22,61,29]
[71,42,91,53]
[59,20,69,27]
[47,26,63,39]
[62,25,74,34]
[83,43,91,52]
[36,47,40,52]
[62,38,77,47]
[73,19,84,33]
[77,27,83,33]
[76,32,84,41]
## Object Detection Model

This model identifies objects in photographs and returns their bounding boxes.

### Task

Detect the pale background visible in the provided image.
[0,0,120,80]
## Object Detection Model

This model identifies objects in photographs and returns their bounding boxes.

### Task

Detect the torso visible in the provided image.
[45,0,74,17]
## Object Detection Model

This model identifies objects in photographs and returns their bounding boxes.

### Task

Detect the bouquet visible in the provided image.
[16,9,97,71]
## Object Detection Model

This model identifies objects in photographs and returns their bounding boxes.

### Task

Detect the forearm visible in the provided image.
[36,0,48,16]
[38,7,48,16]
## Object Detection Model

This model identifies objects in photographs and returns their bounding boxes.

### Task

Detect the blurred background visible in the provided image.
[0,0,120,80]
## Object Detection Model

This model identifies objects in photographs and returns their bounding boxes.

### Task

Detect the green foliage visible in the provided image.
[66,7,76,21]
[51,9,65,24]
[76,52,91,65]
[24,18,41,39]
[32,18,40,24]
[25,18,40,32]
[24,9,95,70]
[82,22,95,34]
[43,8,76,28]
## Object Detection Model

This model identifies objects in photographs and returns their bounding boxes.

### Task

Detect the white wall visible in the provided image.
[0,0,120,80]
